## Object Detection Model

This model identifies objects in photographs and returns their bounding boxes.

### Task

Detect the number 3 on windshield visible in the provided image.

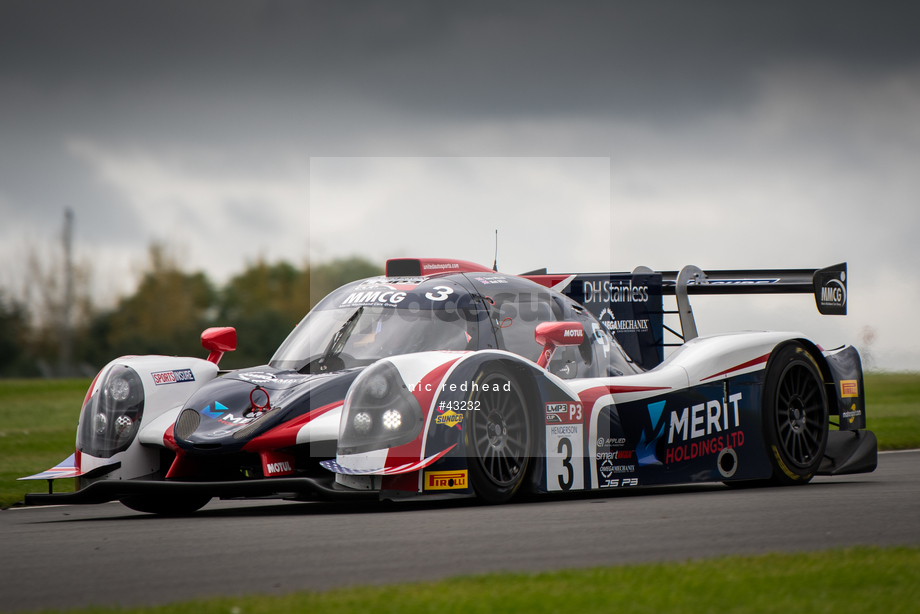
[425,286,453,301]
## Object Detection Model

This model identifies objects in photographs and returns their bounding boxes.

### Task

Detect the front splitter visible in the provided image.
[25,476,379,506]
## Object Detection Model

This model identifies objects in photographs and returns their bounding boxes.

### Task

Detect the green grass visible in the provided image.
[19,546,920,614]
[1,373,919,508]
[0,378,87,508]
[864,372,920,450]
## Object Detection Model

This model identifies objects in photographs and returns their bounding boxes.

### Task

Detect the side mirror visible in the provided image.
[534,322,584,369]
[201,327,237,365]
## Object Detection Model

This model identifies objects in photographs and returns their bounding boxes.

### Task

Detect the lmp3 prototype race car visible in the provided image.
[22,258,877,514]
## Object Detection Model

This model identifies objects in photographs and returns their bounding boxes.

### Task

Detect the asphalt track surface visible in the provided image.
[2,450,918,613]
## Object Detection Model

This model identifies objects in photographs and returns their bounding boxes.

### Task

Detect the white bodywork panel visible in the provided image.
[295,405,343,444]
[78,355,220,483]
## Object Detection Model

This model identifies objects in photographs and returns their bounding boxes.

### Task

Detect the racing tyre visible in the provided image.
[120,495,211,516]
[465,366,532,504]
[762,343,829,486]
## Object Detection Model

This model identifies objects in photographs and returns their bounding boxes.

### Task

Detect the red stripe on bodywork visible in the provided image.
[577,384,671,412]
[82,370,102,409]
[701,352,770,381]
[243,401,343,452]
[163,423,179,451]
[521,274,575,289]
[162,423,202,478]
[385,358,461,468]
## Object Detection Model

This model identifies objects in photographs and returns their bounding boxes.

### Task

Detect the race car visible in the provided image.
[22,257,877,513]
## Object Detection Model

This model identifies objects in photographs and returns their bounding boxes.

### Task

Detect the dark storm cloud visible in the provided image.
[3,1,920,124]
[2,1,919,368]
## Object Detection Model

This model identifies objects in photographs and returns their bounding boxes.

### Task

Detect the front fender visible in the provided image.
[330,350,580,496]
[78,355,219,483]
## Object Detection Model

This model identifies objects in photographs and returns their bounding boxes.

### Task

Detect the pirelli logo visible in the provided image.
[424,470,468,490]
[840,380,859,398]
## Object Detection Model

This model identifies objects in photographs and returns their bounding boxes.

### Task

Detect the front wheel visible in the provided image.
[762,343,829,486]
[465,366,532,504]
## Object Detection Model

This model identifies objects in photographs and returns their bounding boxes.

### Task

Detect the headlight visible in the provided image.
[108,378,131,401]
[367,375,389,399]
[76,365,145,458]
[353,412,373,435]
[338,360,423,455]
[382,409,402,431]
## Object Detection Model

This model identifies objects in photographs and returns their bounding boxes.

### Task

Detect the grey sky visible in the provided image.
[1,2,918,369]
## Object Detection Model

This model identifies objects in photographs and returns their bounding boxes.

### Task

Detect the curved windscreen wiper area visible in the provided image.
[271,305,475,373]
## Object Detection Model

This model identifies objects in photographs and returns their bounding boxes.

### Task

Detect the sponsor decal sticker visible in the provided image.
[842,403,861,423]
[840,380,859,398]
[425,470,468,490]
[633,393,747,467]
[341,290,407,307]
[435,409,463,429]
[692,278,780,286]
[595,450,634,460]
[819,272,847,310]
[236,371,304,384]
[582,280,649,304]
[261,451,295,477]
[598,307,650,334]
[474,276,509,285]
[200,402,228,419]
[545,402,582,425]
[546,424,584,492]
[265,461,293,475]
[152,369,195,385]
[600,477,639,488]
[200,401,257,425]
[599,460,637,480]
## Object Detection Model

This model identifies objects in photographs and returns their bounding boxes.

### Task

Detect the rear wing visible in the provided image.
[522,263,847,369]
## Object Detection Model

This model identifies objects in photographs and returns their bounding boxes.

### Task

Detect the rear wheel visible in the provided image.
[120,494,211,515]
[762,343,829,485]
[465,366,532,503]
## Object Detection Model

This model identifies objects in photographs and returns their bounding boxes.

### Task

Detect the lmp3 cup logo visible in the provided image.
[545,402,582,424]
[424,470,468,490]
[151,369,195,385]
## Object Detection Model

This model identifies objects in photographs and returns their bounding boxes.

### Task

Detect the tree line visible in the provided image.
[0,248,381,377]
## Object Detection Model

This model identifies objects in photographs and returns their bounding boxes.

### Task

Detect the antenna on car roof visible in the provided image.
[492,230,498,272]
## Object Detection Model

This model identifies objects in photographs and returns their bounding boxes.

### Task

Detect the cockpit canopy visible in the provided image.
[270,273,641,377]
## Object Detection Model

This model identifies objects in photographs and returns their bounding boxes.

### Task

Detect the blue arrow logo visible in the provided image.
[636,400,667,466]
[201,401,227,419]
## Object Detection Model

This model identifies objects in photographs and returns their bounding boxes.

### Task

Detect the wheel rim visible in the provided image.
[471,373,529,487]
[775,362,825,468]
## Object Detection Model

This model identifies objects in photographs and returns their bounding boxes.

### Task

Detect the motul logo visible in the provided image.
[563,329,582,338]
[266,461,292,475]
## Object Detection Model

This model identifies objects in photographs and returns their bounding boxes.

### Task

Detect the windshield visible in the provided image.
[270,282,479,372]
